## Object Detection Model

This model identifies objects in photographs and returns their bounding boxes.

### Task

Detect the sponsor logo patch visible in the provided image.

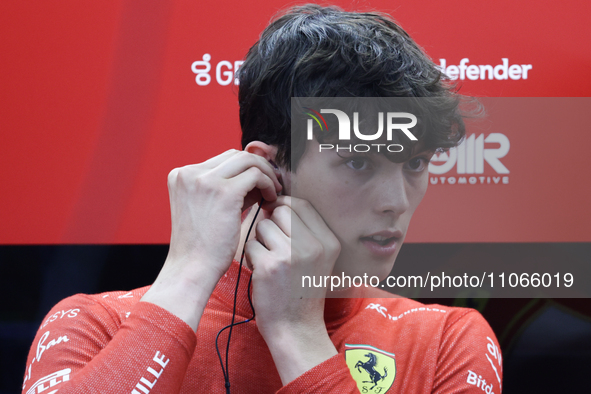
[345,344,396,393]
[26,368,70,394]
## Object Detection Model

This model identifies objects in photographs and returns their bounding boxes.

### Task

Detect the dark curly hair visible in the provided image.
[238,4,471,170]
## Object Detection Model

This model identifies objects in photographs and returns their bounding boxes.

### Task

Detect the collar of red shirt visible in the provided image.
[211,260,365,331]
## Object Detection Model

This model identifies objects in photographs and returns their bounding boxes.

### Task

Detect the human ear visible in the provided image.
[244,141,278,163]
[244,141,286,194]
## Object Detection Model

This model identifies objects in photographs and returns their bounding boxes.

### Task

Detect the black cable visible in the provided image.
[215,199,261,394]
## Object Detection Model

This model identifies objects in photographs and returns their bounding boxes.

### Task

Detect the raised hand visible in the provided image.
[142,150,282,330]
[246,196,341,384]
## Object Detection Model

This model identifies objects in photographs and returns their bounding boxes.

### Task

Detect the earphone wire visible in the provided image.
[215,199,261,394]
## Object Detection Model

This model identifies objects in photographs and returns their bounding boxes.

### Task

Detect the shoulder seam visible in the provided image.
[443,307,477,333]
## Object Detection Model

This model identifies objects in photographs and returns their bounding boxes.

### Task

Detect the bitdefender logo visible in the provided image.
[438,58,532,81]
[304,107,418,153]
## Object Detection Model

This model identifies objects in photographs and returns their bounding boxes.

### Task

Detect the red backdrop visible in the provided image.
[1,0,590,244]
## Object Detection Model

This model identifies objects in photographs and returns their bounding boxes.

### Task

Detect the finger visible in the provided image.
[168,150,242,185]
[231,167,279,204]
[261,195,291,212]
[244,239,271,267]
[288,208,322,248]
[262,197,314,239]
[289,197,335,239]
[255,218,290,251]
[268,204,292,237]
[264,196,332,241]
[200,149,241,169]
[243,188,263,213]
[262,199,323,253]
[212,151,282,193]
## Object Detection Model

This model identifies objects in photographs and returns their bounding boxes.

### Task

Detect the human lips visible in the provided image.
[361,230,403,244]
[360,230,402,257]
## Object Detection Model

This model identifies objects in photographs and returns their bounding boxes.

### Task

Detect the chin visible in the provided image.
[375,261,397,282]
[372,249,401,281]
[334,254,398,282]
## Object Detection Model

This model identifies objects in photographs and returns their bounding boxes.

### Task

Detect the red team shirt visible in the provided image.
[22,261,503,393]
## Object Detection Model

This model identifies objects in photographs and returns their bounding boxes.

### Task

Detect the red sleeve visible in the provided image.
[276,353,360,394]
[21,295,196,394]
[433,310,503,394]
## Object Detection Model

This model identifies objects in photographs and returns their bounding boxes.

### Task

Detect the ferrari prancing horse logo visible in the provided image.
[345,344,396,393]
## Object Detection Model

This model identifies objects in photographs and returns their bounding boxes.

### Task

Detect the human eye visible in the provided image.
[404,155,431,172]
[336,152,375,172]
[346,156,373,171]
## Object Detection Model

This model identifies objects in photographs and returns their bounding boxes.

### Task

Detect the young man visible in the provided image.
[22,5,502,394]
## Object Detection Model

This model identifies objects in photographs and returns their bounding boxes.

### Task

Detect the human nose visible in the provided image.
[374,168,410,216]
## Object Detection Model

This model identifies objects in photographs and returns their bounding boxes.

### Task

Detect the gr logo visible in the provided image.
[429,133,510,175]
[304,108,417,153]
